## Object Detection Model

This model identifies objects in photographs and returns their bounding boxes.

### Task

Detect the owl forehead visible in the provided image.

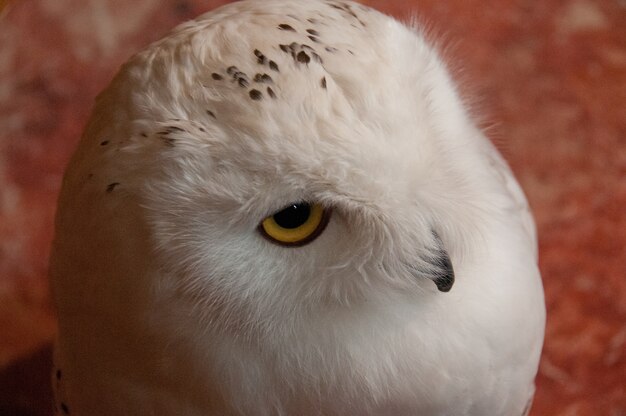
[186,3,385,102]
[132,0,431,139]
[90,1,442,207]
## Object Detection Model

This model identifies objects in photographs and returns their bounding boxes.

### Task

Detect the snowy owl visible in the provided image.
[50,1,545,415]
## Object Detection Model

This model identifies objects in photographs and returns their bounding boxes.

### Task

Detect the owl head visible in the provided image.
[52,0,491,347]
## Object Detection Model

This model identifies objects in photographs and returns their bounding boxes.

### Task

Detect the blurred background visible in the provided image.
[0,0,624,415]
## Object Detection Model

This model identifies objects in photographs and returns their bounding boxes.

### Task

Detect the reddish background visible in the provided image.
[0,0,624,415]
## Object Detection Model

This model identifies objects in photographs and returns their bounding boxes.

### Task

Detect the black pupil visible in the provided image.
[273,203,311,229]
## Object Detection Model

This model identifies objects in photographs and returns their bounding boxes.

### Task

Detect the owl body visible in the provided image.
[51,1,545,415]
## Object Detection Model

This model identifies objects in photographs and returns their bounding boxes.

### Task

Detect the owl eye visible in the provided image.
[259,202,330,246]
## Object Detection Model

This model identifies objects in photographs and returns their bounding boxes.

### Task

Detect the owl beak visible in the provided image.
[432,250,455,292]
[431,232,455,292]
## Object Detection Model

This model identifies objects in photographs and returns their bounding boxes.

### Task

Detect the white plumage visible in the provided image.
[50,1,545,415]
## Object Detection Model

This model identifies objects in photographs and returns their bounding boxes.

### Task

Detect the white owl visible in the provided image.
[50,1,545,415]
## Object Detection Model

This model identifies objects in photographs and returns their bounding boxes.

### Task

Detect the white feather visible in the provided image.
[51,1,545,415]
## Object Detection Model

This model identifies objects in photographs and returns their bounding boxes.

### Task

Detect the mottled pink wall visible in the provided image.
[0,0,624,415]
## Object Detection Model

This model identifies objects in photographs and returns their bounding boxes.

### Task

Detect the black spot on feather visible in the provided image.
[106,183,120,193]
[296,51,311,64]
[254,49,267,65]
[249,89,263,100]
[254,73,273,83]
[267,87,276,99]
[238,77,250,88]
[278,23,296,31]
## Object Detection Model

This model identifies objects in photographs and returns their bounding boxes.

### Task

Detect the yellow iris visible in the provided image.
[259,202,329,246]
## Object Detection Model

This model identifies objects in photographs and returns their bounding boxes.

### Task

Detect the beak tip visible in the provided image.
[435,274,455,292]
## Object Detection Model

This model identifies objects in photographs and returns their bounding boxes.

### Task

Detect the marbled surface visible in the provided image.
[0,0,624,415]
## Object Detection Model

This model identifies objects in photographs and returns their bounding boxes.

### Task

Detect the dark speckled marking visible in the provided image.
[296,51,311,64]
[254,73,273,83]
[211,73,223,80]
[140,132,147,138]
[157,126,184,137]
[325,46,338,53]
[249,89,263,100]
[278,23,296,31]
[56,369,62,380]
[162,137,176,146]
[206,110,216,118]
[327,1,366,26]
[306,29,320,36]
[267,87,276,99]
[61,403,70,414]
[269,61,279,72]
[321,77,327,89]
[254,49,268,65]
[308,35,320,43]
[311,52,323,63]
[231,70,250,88]
[227,66,239,75]
[279,44,290,53]
[106,183,120,193]
[100,140,109,146]
[199,127,206,132]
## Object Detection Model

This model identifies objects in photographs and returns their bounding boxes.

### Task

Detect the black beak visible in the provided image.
[432,232,455,292]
